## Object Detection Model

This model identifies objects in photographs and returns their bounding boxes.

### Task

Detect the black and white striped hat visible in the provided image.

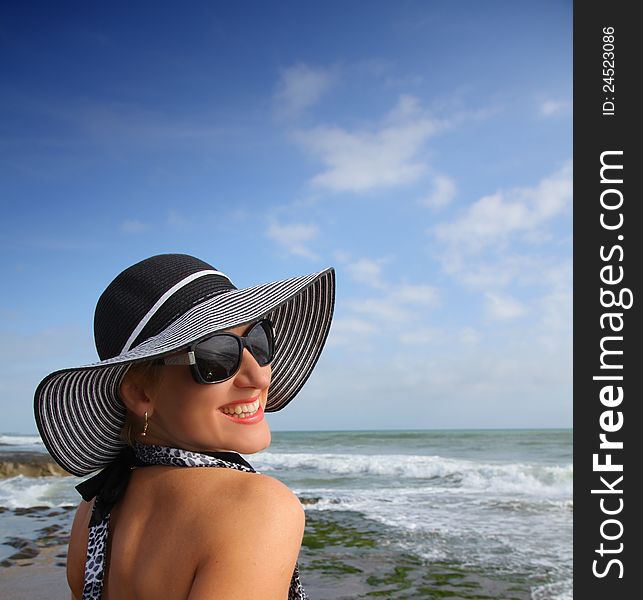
[34,254,335,476]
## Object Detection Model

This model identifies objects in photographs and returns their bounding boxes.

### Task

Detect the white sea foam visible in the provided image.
[531,578,573,600]
[297,484,571,581]
[0,434,43,446]
[256,451,572,497]
[0,475,76,509]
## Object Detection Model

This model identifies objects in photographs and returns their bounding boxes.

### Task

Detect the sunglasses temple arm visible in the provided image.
[163,351,196,366]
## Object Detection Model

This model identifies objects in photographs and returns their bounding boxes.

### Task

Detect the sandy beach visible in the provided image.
[0,544,69,600]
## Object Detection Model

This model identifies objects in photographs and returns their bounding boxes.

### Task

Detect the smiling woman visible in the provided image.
[33,253,335,600]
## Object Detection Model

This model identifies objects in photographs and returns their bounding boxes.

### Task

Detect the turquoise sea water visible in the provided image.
[1,429,572,598]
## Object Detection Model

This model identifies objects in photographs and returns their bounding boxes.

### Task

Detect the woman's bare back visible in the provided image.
[67,465,305,600]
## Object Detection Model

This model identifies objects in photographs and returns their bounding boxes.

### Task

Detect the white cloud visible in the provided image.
[430,164,573,327]
[327,317,377,348]
[346,282,439,324]
[392,284,439,305]
[484,292,527,320]
[121,219,147,234]
[274,64,334,118]
[332,317,378,335]
[337,253,440,342]
[419,174,456,209]
[294,95,442,193]
[540,99,571,117]
[439,253,544,289]
[433,162,572,253]
[345,258,386,288]
[266,221,319,259]
[429,164,571,342]
[345,297,407,323]
[398,326,438,345]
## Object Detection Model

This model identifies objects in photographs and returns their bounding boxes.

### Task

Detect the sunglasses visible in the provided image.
[163,319,275,384]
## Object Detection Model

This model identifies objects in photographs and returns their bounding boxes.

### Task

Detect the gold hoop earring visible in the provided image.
[141,411,149,437]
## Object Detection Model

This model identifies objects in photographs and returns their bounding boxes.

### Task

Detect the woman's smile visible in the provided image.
[218,397,265,424]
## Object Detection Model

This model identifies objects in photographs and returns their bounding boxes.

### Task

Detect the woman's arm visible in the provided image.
[188,475,305,599]
[66,499,92,599]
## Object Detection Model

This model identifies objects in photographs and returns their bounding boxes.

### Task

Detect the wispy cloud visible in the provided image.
[345,257,387,288]
[336,253,440,347]
[345,283,439,325]
[398,326,438,345]
[539,98,571,117]
[266,220,319,259]
[440,253,547,290]
[327,317,377,348]
[484,292,527,320]
[430,162,572,372]
[433,162,572,254]
[293,95,442,193]
[419,174,456,209]
[430,164,571,344]
[274,63,334,118]
[121,219,148,234]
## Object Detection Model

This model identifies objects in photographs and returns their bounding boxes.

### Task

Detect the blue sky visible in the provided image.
[1,1,572,433]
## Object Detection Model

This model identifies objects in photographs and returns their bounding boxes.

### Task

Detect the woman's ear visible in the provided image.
[119,370,155,418]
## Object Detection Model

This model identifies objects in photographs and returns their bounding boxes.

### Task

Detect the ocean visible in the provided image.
[0,429,572,599]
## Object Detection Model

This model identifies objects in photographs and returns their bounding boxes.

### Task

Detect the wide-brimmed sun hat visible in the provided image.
[34,254,335,476]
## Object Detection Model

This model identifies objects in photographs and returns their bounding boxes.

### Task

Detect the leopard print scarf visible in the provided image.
[76,443,308,599]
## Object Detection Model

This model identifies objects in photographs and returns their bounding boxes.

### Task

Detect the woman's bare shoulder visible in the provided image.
[156,464,302,509]
[184,471,306,599]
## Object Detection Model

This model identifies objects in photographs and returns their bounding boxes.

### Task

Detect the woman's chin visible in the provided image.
[220,424,271,455]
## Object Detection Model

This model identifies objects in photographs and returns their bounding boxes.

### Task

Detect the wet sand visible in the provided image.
[0,544,69,599]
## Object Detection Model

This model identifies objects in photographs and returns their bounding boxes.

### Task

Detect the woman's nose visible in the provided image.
[233,348,271,389]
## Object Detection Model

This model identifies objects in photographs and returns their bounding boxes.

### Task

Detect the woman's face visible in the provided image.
[141,323,272,455]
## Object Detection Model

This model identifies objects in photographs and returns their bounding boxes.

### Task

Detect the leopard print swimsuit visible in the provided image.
[76,443,308,599]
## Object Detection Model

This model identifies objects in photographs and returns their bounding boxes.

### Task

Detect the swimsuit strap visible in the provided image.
[80,443,308,600]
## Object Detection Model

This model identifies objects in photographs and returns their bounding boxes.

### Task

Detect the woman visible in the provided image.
[34,253,335,599]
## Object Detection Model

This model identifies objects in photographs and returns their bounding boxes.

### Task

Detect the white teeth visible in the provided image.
[221,399,260,417]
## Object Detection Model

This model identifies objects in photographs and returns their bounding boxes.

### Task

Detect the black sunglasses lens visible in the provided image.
[246,321,274,366]
[191,321,274,383]
[194,335,241,382]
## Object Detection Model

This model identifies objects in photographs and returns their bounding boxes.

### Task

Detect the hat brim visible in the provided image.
[34,268,335,476]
